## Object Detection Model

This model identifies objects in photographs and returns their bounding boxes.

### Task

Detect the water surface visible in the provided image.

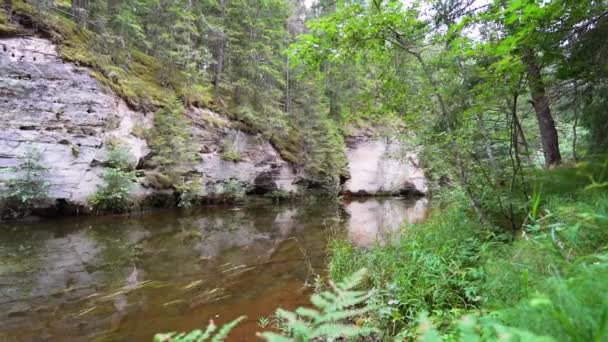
[0,197,426,341]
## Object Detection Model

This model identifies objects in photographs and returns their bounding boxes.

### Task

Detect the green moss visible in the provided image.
[0,8,19,35]
[221,150,242,162]
[269,127,303,165]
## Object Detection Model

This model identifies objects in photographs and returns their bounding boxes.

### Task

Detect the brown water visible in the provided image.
[0,197,426,341]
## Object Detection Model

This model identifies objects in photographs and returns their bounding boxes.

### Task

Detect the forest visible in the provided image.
[1,0,607,340]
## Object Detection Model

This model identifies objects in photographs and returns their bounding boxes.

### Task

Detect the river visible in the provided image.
[0,197,426,341]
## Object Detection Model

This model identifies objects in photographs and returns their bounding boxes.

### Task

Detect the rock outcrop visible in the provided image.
[343,135,427,196]
[0,35,299,211]
[0,34,426,215]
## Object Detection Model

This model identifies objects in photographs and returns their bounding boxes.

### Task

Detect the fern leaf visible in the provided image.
[316,307,372,324]
[336,268,368,291]
[211,316,245,342]
[312,323,362,339]
[294,307,322,321]
[275,309,313,337]
[257,332,294,342]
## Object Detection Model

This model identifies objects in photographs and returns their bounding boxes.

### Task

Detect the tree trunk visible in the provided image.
[522,49,561,167]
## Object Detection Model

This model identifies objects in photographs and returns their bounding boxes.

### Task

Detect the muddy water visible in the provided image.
[0,198,426,341]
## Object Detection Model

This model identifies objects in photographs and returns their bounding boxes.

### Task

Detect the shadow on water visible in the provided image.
[0,197,426,341]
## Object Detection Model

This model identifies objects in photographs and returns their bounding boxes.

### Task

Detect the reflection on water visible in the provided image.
[0,198,426,341]
[345,197,428,247]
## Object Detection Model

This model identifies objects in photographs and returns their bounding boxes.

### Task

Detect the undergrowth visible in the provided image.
[328,159,608,340]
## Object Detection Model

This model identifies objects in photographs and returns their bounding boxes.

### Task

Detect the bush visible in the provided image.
[89,145,135,213]
[218,179,249,203]
[175,177,203,208]
[0,149,49,219]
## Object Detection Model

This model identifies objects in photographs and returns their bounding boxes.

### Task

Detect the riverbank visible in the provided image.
[326,161,608,339]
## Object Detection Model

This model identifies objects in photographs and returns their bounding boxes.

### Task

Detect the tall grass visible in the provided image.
[326,159,608,339]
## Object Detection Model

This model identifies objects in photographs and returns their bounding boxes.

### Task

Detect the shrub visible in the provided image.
[218,179,249,202]
[500,254,608,341]
[0,149,49,219]
[176,177,203,208]
[89,145,135,213]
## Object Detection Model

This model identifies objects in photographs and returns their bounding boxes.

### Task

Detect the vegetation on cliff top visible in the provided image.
[3,0,349,187]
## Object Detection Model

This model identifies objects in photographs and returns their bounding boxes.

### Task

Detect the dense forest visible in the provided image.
[1,0,608,340]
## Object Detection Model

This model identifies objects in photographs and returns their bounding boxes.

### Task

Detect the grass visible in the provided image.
[327,159,608,339]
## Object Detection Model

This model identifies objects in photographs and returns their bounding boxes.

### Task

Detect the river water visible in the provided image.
[0,197,426,341]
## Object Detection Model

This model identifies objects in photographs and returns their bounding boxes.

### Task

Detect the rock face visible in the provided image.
[0,36,150,205]
[186,107,300,197]
[0,35,426,214]
[343,135,427,196]
[0,36,299,210]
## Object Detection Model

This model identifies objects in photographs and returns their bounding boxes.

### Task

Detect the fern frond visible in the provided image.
[275,309,314,337]
[312,323,362,339]
[211,316,246,342]
[260,268,375,341]
[257,332,294,342]
[336,268,368,291]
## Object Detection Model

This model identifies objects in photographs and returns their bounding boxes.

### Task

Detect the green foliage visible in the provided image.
[217,179,249,203]
[413,312,554,342]
[154,316,245,342]
[0,149,49,219]
[176,177,203,208]
[147,97,200,203]
[219,138,242,162]
[149,97,196,171]
[411,253,608,342]
[259,268,375,341]
[326,162,608,339]
[89,145,135,213]
[0,7,19,34]
[330,204,486,334]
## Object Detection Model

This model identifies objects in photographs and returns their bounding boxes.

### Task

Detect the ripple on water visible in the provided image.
[0,197,426,341]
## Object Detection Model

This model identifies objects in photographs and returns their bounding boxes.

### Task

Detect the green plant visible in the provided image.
[328,204,486,334]
[220,138,242,162]
[149,97,197,175]
[176,177,203,208]
[71,144,80,157]
[258,317,271,329]
[154,316,245,342]
[265,190,295,203]
[218,179,248,203]
[1,149,49,219]
[412,313,555,342]
[259,268,375,341]
[89,145,135,213]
